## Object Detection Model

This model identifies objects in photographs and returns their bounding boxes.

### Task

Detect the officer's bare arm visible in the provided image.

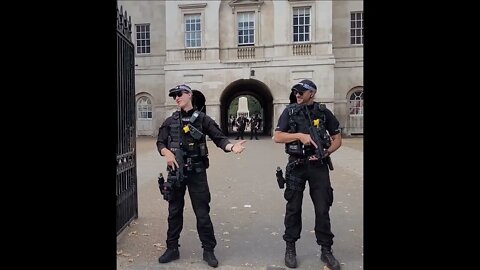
[274,131,317,148]
[327,133,342,154]
[273,131,309,144]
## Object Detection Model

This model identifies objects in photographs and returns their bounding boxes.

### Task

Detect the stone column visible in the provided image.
[272,100,289,135]
[206,103,220,123]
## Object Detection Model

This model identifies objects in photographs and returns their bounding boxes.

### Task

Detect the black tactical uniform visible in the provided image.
[275,102,341,267]
[235,116,248,140]
[156,108,232,253]
[250,115,261,140]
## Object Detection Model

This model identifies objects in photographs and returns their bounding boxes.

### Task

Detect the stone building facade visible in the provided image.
[118,0,363,137]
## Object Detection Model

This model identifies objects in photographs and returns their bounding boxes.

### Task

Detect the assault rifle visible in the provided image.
[167,110,188,190]
[170,149,186,189]
[159,146,186,202]
[304,106,334,171]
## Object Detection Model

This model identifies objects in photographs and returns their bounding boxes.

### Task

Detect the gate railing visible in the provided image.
[116,4,138,236]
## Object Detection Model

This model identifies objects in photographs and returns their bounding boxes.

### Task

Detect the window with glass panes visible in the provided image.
[135,24,150,54]
[349,89,364,115]
[293,7,310,42]
[350,11,363,45]
[238,12,255,46]
[137,97,152,119]
[185,14,201,48]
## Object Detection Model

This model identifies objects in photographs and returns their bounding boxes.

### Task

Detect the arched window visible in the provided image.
[349,88,364,115]
[137,96,152,119]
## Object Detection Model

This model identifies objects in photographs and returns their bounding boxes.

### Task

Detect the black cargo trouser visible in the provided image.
[237,127,245,139]
[250,128,259,139]
[283,160,335,247]
[166,169,216,251]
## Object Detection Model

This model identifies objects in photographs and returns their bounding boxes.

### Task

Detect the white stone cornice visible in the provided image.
[228,0,264,13]
[178,3,207,10]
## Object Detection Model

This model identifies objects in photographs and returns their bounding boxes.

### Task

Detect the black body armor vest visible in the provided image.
[167,110,209,167]
[285,102,328,157]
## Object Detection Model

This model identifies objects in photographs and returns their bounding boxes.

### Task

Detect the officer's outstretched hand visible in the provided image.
[232,140,247,154]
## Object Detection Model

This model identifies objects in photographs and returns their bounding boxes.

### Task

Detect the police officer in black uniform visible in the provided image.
[250,113,261,140]
[156,84,247,268]
[273,79,342,270]
[235,115,248,140]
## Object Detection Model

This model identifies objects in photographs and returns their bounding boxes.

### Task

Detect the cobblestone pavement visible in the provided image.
[117,136,363,270]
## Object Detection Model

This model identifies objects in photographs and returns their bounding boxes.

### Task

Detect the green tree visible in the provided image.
[228,98,239,117]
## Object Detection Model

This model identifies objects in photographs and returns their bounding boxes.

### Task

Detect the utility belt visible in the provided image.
[288,155,324,167]
[180,157,206,174]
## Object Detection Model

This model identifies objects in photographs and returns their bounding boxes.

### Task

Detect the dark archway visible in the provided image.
[192,90,206,113]
[220,79,273,136]
[289,92,296,104]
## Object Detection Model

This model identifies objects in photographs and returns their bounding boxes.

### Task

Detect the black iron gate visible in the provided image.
[116,5,138,236]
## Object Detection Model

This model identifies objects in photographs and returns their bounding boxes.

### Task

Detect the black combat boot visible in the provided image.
[320,246,340,270]
[158,247,179,263]
[284,241,297,268]
[203,249,218,268]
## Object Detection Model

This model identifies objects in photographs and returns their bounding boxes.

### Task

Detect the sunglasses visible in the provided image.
[171,91,188,99]
[292,90,307,96]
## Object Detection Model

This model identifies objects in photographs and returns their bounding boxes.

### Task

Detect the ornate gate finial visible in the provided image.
[117,5,132,41]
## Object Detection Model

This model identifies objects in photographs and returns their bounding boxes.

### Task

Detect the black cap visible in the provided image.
[168,84,192,97]
[291,79,317,93]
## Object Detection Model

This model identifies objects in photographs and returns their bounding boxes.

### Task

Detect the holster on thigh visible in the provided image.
[285,167,306,192]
